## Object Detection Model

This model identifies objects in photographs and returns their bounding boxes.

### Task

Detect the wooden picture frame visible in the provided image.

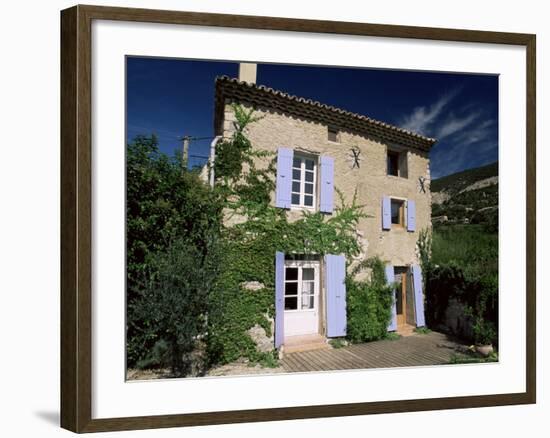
[60,4,536,433]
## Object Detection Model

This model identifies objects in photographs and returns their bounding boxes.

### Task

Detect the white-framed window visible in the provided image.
[284,261,319,311]
[291,154,317,209]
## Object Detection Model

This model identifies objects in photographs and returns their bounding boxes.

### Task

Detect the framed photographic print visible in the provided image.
[60,4,536,433]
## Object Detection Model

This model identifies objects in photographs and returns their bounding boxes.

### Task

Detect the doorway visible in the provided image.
[394,267,411,331]
[283,260,320,337]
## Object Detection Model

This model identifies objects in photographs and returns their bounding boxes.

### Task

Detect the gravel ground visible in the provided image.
[127,358,285,380]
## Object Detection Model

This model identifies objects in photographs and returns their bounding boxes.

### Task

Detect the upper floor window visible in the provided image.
[291,155,317,208]
[391,198,405,227]
[328,127,340,143]
[387,149,408,178]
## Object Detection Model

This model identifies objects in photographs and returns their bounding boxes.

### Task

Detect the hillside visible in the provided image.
[431,162,498,231]
[431,162,498,194]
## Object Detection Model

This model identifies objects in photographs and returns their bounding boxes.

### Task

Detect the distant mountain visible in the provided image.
[431,162,498,231]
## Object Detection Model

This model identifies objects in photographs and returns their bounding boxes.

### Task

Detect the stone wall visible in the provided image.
[221,103,432,267]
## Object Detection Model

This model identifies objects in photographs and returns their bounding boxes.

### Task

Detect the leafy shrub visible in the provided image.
[422,225,498,346]
[135,339,170,370]
[345,257,394,343]
[131,237,220,374]
[473,318,497,346]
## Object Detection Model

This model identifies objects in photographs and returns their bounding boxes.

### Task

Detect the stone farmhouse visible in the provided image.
[207,64,436,352]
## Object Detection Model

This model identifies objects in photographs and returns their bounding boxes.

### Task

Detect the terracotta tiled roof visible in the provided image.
[214,76,437,152]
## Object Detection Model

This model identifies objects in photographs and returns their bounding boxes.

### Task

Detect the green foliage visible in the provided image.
[384,332,401,341]
[126,135,222,367]
[131,237,220,374]
[329,338,348,349]
[345,257,394,343]
[417,228,432,280]
[259,351,280,368]
[449,351,498,364]
[472,318,497,346]
[431,225,498,277]
[414,326,431,335]
[135,339,170,370]
[422,225,498,346]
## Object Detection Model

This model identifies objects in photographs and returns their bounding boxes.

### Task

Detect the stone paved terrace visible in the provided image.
[281,331,470,372]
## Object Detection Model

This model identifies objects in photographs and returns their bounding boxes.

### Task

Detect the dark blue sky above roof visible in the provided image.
[126,57,498,179]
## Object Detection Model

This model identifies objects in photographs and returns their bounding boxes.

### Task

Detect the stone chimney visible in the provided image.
[238,63,257,84]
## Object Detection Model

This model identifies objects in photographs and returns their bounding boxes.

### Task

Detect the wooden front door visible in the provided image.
[394,271,407,327]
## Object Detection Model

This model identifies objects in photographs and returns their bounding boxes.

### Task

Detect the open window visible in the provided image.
[391,198,405,227]
[387,149,408,178]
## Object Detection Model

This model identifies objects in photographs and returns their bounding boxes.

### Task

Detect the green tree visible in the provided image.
[126,135,223,367]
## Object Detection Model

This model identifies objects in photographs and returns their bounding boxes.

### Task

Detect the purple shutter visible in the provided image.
[274,251,285,348]
[325,254,347,337]
[382,196,391,230]
[411,264,426,327]
[407,199,416,232]
[275,148,293,209]
[320,156,334,213]
[385,264,397,331]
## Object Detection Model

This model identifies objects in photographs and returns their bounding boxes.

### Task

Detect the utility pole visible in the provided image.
[181,135,191,171]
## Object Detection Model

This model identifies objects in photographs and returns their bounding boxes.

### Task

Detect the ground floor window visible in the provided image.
[284,262,317,310]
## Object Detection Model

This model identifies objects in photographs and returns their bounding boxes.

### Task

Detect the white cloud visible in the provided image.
[399,88,460,135]
[435,111,482,139]
[451,119,494,145]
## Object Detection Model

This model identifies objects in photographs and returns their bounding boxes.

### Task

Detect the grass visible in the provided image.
[432,225,498,267]
[449,351,498,364]
[431,224,498,284]
[329,338,348,349]
[414,327,431,335]
[384,332,401,341]
[259,352,280,368]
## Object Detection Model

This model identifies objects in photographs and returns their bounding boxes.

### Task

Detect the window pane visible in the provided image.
[305,171,314,182]
[285,267,298,280]
[285,297,298,310]
[391,201,402,224]
[302,268,314,281]
[387,152,399,176]
[304,183,313,194]
[292,169,301,180]
[305,159,314,170]
[301,294,315,310]
[293,157,301,168]
[292,181,301,193]
[304,195,313,206]
[291,194,300,205]
[285,281,298,295]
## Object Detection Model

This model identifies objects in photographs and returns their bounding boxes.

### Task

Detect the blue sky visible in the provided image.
[126,57,498,179]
